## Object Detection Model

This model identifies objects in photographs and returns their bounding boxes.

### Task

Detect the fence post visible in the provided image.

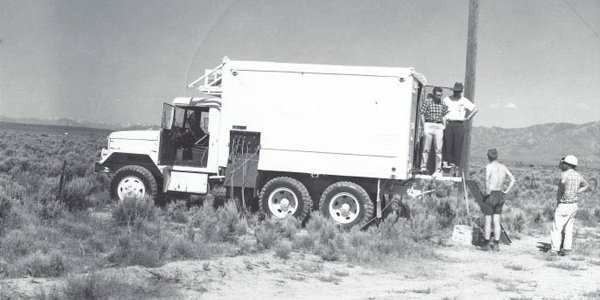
[57,160,67,202]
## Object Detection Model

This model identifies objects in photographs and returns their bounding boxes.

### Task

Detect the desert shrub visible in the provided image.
[0,193,14,223]
[52,273,179,300]
[576,208,599,227]
[0,258,8,279]
[435,199,456,229]
[108,221,168,267]
[503,211,525,233]
[112,195,158,226]
[35,200,67,222]
[255,217,300,250]
[0,179,27,201]
[304,212,339,245]
[542,202,555,221]
[274,240,293,260]
[190,200,247,243]
[314,237,343,261]
[402,210,442,243]
[21,251,66,277]
[0,226,70,266]
[56,216,94,240]
[295,213,344,261]
[169,236,201,260]
[1,229,34,259]
[513,213,526,232]
[342,213,434,265]
[165,200,190,223]
[61,177,95,210]
[292,233,315,250]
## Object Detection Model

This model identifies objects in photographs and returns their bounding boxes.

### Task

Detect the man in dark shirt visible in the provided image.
[420,87,448,176]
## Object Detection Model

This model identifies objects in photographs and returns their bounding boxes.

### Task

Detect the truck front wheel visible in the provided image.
[259,177,313,221]
[319,181,374,228]
[110,165,158,201]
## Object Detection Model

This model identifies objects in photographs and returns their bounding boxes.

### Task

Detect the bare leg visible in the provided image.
[493,214,501,241]
[484,215,492,240]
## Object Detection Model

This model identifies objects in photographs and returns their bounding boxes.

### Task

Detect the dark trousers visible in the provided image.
[443,122,464,165]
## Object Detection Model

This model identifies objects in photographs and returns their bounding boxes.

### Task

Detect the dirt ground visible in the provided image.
[2,226,600,300]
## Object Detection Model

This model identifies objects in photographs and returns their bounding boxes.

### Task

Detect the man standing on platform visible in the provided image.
[419,87,448,176]
[443,82,478,173]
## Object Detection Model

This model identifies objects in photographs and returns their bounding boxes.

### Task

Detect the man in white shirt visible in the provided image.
[442,82,478,171]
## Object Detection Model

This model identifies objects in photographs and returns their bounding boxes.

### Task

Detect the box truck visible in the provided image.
[95,57,448,227]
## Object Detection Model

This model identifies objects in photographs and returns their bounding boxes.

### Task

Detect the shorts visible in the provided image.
[482,191,505,215]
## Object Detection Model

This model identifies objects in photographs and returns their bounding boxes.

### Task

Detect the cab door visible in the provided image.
[166,103,221,195]
[409,80,424,171]
[159,103,176,165]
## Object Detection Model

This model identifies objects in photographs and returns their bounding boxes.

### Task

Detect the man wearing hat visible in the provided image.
[550,155,589,256]
[442,82,478,171]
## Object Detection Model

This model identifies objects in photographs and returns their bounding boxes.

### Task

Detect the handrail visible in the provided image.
[187,62,226,89]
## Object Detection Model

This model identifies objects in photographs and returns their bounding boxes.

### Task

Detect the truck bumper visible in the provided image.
[94,162,110,173]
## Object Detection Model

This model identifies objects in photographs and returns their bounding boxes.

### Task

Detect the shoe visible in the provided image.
[560,249,571,256]
[432,169,443,178]
[453,166,462,177]
[491,240,500,251]
[478,240,493,251]
[550,251,560,256]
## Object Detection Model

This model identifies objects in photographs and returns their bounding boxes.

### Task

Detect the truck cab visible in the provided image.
[95,97,222,200]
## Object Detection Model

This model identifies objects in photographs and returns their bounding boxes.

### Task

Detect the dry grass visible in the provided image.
[581,288,600,299]
[547,262,586,271]
[503,262,529,271]
[38,273,180,300]
[317,274,342,285]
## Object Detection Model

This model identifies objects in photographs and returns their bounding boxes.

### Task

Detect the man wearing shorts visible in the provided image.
[481,148,515,251]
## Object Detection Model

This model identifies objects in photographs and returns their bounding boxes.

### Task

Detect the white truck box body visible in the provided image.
[217,60,421,180]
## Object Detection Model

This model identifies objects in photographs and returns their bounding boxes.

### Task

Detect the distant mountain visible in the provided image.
[471,121,600,166]
[0,116,158,131]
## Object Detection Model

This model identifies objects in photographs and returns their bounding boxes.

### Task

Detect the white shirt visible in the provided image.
[443,96,475,121]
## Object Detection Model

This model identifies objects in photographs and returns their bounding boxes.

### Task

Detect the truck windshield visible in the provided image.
[173,107,186,129]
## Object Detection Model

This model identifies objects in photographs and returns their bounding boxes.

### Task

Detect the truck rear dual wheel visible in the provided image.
[319,181,374,228]
[110,165,158,202]
[259,177,313,221]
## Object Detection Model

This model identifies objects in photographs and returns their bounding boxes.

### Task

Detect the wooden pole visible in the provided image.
[462,0,479,179]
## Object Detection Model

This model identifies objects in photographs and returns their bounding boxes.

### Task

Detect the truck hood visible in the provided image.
[109,130,160,141]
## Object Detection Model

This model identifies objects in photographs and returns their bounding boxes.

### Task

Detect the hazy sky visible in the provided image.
[0,0,598,128]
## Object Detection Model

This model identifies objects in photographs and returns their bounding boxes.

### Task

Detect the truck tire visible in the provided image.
[259,177,313,221]
[110,165,158,201]
[319,181,374,228]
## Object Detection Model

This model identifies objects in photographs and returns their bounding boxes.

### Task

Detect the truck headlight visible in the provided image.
[101,148,109,157]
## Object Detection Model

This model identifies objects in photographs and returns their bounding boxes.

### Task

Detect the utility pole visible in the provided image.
[461,0,479,179]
